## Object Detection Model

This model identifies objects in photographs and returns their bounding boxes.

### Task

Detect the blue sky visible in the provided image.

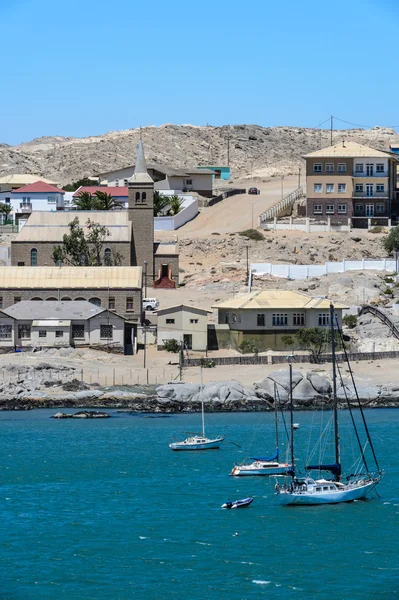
[1,0,398,144]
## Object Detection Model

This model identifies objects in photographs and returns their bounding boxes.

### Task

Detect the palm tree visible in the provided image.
[153,190,170,216]
[167,195,184,216]
[72,191,98,210]
[94,190,122,210]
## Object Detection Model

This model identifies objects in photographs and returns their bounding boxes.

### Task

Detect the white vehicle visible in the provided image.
[143,298,159,311]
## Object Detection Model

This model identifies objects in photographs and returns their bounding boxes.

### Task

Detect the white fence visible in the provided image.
[249,258,397,285]
[154,194,198,231]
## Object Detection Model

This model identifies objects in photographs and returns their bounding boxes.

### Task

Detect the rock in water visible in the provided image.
[51,411,110,419]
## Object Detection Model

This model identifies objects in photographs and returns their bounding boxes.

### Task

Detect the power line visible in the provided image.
[333,116,399,130]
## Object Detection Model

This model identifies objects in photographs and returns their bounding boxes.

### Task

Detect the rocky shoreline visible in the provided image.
[0,364,399,411]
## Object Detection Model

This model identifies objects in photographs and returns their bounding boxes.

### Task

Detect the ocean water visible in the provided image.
[1,408,398,600]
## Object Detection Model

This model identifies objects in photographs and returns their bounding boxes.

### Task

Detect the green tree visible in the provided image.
[294,328,333,363]
[62,177,97,192]
[342,314,358,329]
[52,217,123,266]
[382,226,399,254]
[72,191,99,210]
[93,190,122,210]
[0,202,13,223]
[239,339,259,354]
[153,190,170,216]
[166,194,184,216]
[163,339,181,353]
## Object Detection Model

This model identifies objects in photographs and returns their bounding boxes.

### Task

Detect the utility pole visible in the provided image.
[281,175,285,201]
[144,260,148,298]
[227,133,231,166]
[246,246,249,282]
[330,115,333,146]
[298,167,302,189]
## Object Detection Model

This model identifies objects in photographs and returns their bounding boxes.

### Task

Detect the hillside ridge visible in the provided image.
[1,124,398,185]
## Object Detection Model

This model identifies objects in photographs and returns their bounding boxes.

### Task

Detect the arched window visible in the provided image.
[74,297,86,301]
[61,297,71,301]
[30,248,37,266]
[31,297,43,301]
[142,192,146,202]
[46,297,57,301]
[135,191,140,202]
[104,248,112,265]
[89,298,101,306]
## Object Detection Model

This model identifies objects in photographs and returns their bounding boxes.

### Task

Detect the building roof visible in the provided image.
[129,140,153,184]
[0,266,142,289]
[12,180,64,194]
[303,141,396,160]
[0,174,59,186]
[14,211,131,243]
[154,242,179,256]
[95,163,215,178]
[73,186,128,198]
[2,300,112,321]
[156,304,211,315]
[212,290,347,310]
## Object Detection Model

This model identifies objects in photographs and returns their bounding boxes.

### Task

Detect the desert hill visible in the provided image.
[1,124,399,186]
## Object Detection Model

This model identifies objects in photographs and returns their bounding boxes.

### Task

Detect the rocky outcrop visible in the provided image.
[52,411,110,419]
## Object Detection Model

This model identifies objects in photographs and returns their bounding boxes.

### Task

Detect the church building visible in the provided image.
[10,141,179,288]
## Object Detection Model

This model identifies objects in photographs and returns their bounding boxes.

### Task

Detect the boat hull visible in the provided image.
[231,463,292,476]
[277,481,377,506]
[222,497,254,509]
[169,437,224,451]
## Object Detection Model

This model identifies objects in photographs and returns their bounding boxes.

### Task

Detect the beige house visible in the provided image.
[304,141,398,224]
[213,290,347,351]
[156,304,211,351]
[0,174,59,193]
[0,301,125,351]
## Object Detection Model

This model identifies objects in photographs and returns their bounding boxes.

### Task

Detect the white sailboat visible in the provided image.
[275,304,382,506]
[169,368,224,451]
[230,384,292,476]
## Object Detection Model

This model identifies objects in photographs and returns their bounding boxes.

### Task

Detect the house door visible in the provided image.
[366,204,374,217]
[366,184,374,197]
[366,164,374,176]
[183,334,192,350]
[161,264,169,278]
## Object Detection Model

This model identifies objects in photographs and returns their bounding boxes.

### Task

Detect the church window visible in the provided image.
[30,248,37,266]
[135,192,140,202]
[142,192,147,202]
[104,248,112,265]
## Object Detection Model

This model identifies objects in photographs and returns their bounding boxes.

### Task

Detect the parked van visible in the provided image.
[143,298,159,311]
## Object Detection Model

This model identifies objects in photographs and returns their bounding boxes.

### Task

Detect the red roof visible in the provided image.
[13,180,64,194]
[73,186,128,198]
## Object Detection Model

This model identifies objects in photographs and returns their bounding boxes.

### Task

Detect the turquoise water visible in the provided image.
[1,408,398,599]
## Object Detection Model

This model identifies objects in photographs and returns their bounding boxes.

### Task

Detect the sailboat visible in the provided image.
[169,368,224,451]
[230,384,292,476]
[275,303,382,506]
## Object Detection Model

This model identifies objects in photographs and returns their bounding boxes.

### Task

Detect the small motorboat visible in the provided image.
[221,497,254,509]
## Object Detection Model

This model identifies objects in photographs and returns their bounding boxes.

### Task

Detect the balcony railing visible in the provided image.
[18,203,32,213]
[353,171,387,178]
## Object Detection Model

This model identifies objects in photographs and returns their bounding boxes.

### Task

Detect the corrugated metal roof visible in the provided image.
[212,290,347,310]
[4,300,105,320]
[303,141,395,159]
[32,320,71,327]
[14,211,131,242]
[156,304,211,315]
[0,267,142,289]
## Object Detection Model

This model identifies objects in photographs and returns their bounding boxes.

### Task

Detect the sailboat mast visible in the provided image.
[274,382,279,451]
[200,366,205,438]
[330,303,341,479]
[289,359,295,474]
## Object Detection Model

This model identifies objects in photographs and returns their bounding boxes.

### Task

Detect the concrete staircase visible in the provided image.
[258,186,304,227]
[359,305,399,340]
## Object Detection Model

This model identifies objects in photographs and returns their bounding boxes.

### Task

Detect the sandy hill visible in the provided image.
[1,124,399,186]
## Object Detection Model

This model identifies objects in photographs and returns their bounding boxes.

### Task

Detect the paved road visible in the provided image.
[171,175,298,238]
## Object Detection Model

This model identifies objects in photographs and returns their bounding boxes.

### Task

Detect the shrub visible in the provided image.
[239,339,259,354]
[200,358,215,368]
[238,229,265,241]
[369,226,384,234]
[343,314,358,329]
[281,334,295,346]
[163,339,181,353]
[382,226,399,252]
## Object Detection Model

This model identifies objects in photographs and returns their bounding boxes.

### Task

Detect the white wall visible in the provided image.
[88,312,124,346]
[250,259,397,281]
[154,195,198,231]
[31,325,71,346]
